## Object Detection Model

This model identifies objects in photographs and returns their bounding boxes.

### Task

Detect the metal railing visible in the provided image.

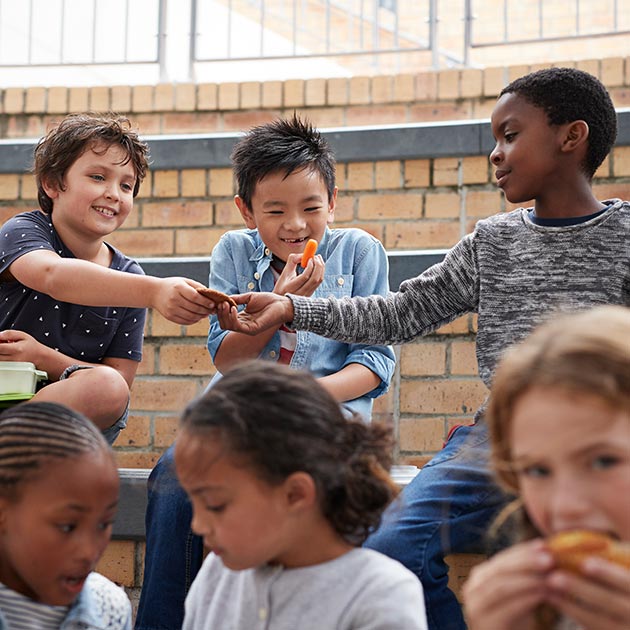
[0,0,628,81]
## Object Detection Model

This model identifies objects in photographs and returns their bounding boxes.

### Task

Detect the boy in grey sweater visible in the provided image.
[214,68,630,629]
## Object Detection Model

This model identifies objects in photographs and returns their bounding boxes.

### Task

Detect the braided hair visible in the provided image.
[180,360,398,545]
[0,401,110,500]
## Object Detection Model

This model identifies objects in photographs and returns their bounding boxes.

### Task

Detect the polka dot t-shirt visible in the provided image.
[0,210,145,364]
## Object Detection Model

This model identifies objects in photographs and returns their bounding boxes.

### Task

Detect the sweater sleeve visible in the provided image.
[289,233,479,345]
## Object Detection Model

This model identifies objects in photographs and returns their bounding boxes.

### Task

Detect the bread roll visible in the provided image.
[547,530,630,573]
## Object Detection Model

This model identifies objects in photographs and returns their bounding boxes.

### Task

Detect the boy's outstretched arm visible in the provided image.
[9,250,215,325]
[216,292,295,335]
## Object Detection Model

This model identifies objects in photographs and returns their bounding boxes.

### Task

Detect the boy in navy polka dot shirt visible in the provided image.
[0,113,214,444]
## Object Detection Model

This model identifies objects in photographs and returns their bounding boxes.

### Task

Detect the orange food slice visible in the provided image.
[300,239,318,267]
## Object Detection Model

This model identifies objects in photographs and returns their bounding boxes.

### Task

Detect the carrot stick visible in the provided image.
[300,239,318,267]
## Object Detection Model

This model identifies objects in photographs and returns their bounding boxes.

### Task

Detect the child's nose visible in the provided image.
[489,145,502,164]
[549,478,591,529]
[74,531,108,566]
[283,214,306,231]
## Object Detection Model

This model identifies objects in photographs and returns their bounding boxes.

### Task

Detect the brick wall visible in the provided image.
[2,58,629,605]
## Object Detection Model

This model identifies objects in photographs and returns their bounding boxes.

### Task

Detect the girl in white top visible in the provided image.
[463,306,630,630]
[176,360,427,630]
[0,402,131,629]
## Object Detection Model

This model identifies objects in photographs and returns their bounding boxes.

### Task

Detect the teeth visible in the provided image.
[94,206,115,217]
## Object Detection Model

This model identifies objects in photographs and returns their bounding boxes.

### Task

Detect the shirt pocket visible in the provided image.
[317,273,354,298]
[68,309,120,362]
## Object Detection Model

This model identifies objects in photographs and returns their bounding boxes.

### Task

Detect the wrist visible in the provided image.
[284,295,296,323]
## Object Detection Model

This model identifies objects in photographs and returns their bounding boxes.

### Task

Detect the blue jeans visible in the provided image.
[135,446,203,630]
[365,421,510,630]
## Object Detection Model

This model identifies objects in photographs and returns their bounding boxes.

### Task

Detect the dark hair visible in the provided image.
[180,361,397,545]
[500,67,617,178]
[230,114,336,209]
[0,401,110,499]
[33,112,150,214]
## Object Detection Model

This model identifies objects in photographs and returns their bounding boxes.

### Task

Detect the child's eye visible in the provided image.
[57,523,76,533]
[90,174,105,182]
[504,133,517,143]
[98,520,115,531]
[121,182,134,192]
[591,454,619,470]
[520,464,549,478]
[304,206,321,212]
[205,504,226,513]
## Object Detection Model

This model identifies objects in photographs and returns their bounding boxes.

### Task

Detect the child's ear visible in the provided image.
[283,472,317,512]
[235,195,257,229]
[41,177,61,199]
[326,187,338,225]
[561,120,589,153]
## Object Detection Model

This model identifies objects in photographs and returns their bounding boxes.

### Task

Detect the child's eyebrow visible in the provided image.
[63,500,119,512]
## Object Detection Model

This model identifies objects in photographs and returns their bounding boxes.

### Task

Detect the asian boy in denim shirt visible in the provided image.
[134,115,396,630]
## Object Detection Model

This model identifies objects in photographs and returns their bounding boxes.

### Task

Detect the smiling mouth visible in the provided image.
[93,206,116,217]
[282,237,308,244]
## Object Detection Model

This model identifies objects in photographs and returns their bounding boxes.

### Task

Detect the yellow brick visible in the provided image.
[154,83,175,110]
[107,228,175,257]
[438,69,459,100]
[399,417,447,452]
[137,344,156,375]
[460,69,483,98]
[215,199,244,226]
[68,87,89,112]
[116,414,151,447]
[111,85,132,112]
[209,168,234,196]
[404,160,430,188]
[218,82,239,110]
[46,87,68,114]
[175,227,225,255]
[433,157,460,186]
[400,378,487,415]
[415,71,438,101]
[154,415,180,448]
[594,155,610,179]
[89,86,111,111]
[400,342,447,376]
[385,220,461,249]
[96,541,135,587]
[425,192,460,219]
[132,85,154,113]
[465,190,502,219]
[371,75,392,104]
[181,169,207,196]
[25,87,46,113]
[131,378,199,412]
[142,201,213,227]
[284,79,305,107]
[601,57,624,86]
[159,344,214,375]
[153,170,179,197]
[148,311,183,337]
[482,67,507,97]
[3,88,24,114]
[262,81,283,108]
[375,161,401,189]
[358,194,422,220]
[114,451,161,469]
[462,156,489,184]
[435,315,471,335]
[346,162,374,191]
[508,64,530,82]
[305,78,326,107]
[349,76,370,105]
[450,340,478,376]
[197,83,218,110]
[240,82,261,109]
[0,175,19,200]
[613,146,630,177]
[185,318,212,338]
[327,78,348,105]
[20,175,38,201]
[175,83,196,111]
[576,59,600,77]
[393,74,415,102]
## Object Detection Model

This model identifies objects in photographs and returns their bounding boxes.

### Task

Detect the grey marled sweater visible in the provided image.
[290,200,630,394]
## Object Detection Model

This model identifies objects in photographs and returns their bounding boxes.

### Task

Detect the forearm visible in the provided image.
[27,344,104,381]
[213,327,279,373]
[317,363,382,403]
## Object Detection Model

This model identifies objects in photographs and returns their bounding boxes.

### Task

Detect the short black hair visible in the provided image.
[501,67,617,178]
[230,114,336,209]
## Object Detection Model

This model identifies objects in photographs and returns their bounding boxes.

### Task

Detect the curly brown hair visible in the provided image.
[33,112,149,214]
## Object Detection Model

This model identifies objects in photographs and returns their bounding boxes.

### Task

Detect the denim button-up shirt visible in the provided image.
[206,227,396,420]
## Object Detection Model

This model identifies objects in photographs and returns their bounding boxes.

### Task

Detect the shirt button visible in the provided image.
[264,248,270,256]
[254,272,260,280]
[259,608,268,621]
[337,277,345,286]
[247,282,255,290]
[269,350,276,358]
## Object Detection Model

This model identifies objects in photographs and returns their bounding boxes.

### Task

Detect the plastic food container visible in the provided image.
[390,465,420,487]
[0,361,48,395]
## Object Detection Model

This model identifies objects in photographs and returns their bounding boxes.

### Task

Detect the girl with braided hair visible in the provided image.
[0,402,131,629]
[176,360,427,629]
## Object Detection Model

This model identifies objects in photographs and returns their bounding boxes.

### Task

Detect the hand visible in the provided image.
[545,557,630,630]
[153,278,216,325]
[215,292,294,336]
[273,253,324,297]
[463,540,553,630]
[0,329,46,365]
